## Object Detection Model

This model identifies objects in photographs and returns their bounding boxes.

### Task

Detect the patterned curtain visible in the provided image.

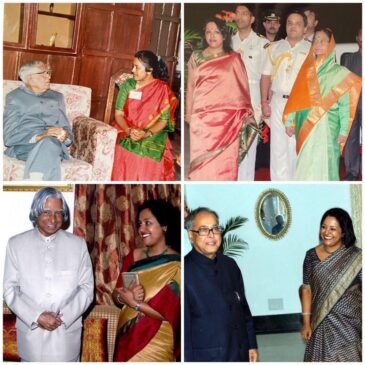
[350,184,362,248]
[73,184,181,304]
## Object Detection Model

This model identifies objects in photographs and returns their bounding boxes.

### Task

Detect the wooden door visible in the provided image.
[150,3,181,85]
[77,3,155,121]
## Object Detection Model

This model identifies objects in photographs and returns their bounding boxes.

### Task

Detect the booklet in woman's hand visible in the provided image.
[122,272,139,288]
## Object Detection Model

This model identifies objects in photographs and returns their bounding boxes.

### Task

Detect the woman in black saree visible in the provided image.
[300,208,362,362]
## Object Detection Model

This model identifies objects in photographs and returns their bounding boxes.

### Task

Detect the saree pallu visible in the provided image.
[283,36,361,181]
[305,246,362,362]
[188,52,254,181]
[113,254,181,362]
[112,78,177,181]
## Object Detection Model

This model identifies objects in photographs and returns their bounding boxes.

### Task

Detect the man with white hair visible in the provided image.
[3,187,94,361]
[3,60,73,180]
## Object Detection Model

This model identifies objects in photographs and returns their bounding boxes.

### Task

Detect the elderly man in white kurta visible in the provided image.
[261,11,311,181]
[3,187,94,362]
[232,4,269,181]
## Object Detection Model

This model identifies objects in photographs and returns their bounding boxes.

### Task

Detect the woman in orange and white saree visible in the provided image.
[300,208,362,362]
[112,200,180,361]
[185,19,254,181]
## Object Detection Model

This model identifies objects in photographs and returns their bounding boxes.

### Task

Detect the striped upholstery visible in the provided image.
[3,302,121,362]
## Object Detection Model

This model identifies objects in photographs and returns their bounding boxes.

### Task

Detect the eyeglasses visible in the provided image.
[29,70,52,77]
[190,226,223,236]
[41,210,64,219]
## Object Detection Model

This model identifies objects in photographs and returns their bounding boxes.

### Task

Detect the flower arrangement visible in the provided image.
[215,10,238,33]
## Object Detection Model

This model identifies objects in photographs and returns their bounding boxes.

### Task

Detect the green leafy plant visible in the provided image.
[220,216,248,257]
[184,29,202,53]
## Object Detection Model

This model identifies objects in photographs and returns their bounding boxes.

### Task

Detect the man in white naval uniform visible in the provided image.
[232,4,269,181]
[3,187,94,362]
[261,10,311,181]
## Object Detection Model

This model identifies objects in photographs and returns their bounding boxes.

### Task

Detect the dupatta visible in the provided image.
[282,34,361,155]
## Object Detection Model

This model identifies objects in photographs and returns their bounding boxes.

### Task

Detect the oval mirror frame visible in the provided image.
[255,189,292,240]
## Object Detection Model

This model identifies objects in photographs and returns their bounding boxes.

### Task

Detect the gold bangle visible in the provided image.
[302,312,311,316]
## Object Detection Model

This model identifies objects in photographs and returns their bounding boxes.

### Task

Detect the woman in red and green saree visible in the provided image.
[300,208,362,362]
[112,200,180,361]
[283,29,361,180]
[112,51,177,181]
[185,19,255,181]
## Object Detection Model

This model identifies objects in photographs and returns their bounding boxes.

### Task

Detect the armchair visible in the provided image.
[104,70,132,124]
[3,303,121,362]
[3,81,118,181]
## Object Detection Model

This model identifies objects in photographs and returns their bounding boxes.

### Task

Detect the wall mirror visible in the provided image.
[255,189,291,240]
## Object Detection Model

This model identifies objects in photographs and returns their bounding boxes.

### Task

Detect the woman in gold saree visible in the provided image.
[112,200,180,361]
[300,208,362,362]
[283,29,361,180]
[186,19,255,181]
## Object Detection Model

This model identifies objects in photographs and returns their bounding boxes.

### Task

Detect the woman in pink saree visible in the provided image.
[186,19,254,181]
[112,51,177,181]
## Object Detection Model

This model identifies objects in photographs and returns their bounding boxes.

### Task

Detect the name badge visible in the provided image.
[129,91,142,100]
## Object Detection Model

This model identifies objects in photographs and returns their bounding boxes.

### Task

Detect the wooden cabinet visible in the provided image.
[3,3,180,122]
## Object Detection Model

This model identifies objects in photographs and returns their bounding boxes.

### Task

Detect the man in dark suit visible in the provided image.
[184,207,258,362]
[341,28,362,180]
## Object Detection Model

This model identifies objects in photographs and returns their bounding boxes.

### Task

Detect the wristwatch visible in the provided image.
[133,303,141,312]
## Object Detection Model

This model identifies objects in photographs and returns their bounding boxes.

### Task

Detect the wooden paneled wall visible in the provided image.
[3,3,180,122]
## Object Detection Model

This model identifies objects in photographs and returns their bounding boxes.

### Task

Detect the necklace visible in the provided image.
[204,49,225,58]
[322,243,343,254]
[144,246,168,258]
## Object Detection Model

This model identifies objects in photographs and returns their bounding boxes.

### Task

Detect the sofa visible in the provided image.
[3,303,121,362]
[3,80,118,181]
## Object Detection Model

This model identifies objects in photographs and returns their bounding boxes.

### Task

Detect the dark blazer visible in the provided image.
[341,50,362,77]
[184,249,257,362]
[341,50,362,110]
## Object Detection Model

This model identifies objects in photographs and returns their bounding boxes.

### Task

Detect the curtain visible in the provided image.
[73,184,181,304]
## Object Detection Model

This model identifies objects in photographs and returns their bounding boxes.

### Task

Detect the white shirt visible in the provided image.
[262,38,311,94]
[232,30,269,83]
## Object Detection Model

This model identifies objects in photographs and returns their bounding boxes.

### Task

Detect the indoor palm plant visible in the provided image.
[220,216,248,257]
